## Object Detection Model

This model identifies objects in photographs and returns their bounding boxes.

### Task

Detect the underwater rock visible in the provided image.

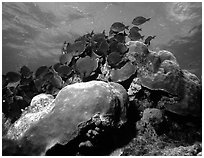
[5,94,55,140]
[141,108,164,133]
[161,143,202,156]
[3,81,129,156]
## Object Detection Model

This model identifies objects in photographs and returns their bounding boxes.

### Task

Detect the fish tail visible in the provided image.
[153,35,156,38]
[123,31,128,36]
[147,17,151,21]
[125,25,129,30]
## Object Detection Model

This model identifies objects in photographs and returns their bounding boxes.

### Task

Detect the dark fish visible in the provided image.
[75,31,93,43]
[128,31,144,41]
[108,36,117,45]
[94,39,109,56]
[59,53,73,65]
[110,22,129,33]
[34,78,44,92]
[53,63,62,72]
[114,31,127,43]
[20,65,32,78]
[20,77,33,86]
[76,56,98,79]
[129,26,142,34]
[144,35,156,46]
[35,66,49,79]
[132,16,151,26]
[6,71,21,83]
[117,42,129,54]
[43,71,54,81]
[51,74,63,89]
[57,65,73,77]
[109,29,118,36]
[110,40,118,52]
[107,52,122,67]
[92,30,107,43]
[110,41,128,54]
[71,40,87,56]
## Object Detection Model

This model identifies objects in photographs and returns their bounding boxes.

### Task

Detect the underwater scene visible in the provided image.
[2,2,202,156]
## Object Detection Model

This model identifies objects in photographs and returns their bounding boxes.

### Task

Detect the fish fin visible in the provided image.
[123,31,128,36]
[91,30,94,36]
[102,30,106,35]
[125,26,129,30]
[141,35,145,40]
[146,17,151,21]
[139,28,142,31]
[153,35,156,39]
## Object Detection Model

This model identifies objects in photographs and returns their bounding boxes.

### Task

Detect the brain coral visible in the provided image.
[126,41,201,117]
[3,81,129,156]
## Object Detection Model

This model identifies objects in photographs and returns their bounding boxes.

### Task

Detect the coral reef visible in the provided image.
[2,16,202,156]
[3,81,129,155]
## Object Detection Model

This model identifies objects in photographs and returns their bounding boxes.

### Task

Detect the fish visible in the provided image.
[144,35,156,46]
[70,40,87,56]
[110,41,128,54]
[53,63,62,72]
[114,31,128,43]
[6,71,21,83]
[74,31,93,43]
[92,30,107,43]
[59,53,73,65]
[110,22,129,33]
[34,78,44,92]
[132,16,151,26]
[50,74,63,89]
[107,52,122,67]
[75,56,98,79]
[35,66,49,79]
[129,26,142,34]
[109,29,118,37]
[20,77,33,86]
[57,65,73,77]
[117,42,129,54]
[128,31,144,41]
[94,39,109,56]
[19,65,32,79]
[43,71,54,81]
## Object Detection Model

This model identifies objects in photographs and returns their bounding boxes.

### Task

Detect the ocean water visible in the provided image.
[2,2,202,78]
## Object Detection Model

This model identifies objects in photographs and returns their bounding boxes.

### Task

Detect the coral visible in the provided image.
[126,41,202,118]
[3,81,129,156]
